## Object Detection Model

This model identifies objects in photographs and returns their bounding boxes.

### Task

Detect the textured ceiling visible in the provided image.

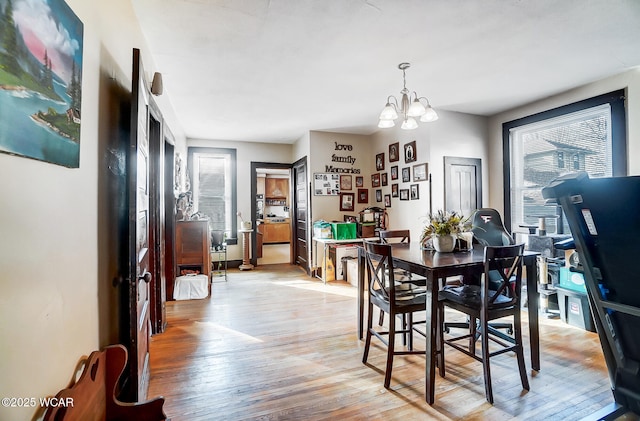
[131,0,640,143]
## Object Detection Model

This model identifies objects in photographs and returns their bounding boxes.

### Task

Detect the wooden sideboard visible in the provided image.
[175,220,211,278]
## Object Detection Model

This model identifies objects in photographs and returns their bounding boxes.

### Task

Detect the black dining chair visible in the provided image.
[377,230,427,342]
[437,243,529,403]
[444,208,516,335]
[362,240,427,389]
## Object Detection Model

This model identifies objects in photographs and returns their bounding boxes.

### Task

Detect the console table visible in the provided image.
[312,237,363,283]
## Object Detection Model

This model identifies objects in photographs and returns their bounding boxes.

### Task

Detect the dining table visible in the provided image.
[356,242,540,404]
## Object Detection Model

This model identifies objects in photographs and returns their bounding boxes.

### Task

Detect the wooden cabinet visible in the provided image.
[175,220,211,278]
[265,178,288,198]
[263,221,291,243]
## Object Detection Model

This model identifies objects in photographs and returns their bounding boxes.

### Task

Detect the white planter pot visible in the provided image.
[433,234,456,252]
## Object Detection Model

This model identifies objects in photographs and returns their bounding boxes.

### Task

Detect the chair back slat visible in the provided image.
[379,230,410,244]
[484,244,524,306]
[364,240,396,303]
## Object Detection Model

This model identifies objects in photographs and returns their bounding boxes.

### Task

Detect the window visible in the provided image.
[188,147,237,244]
[503,90,626,234]
[572,154,580,170]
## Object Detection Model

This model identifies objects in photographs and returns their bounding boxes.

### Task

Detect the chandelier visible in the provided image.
[378,62,438,130]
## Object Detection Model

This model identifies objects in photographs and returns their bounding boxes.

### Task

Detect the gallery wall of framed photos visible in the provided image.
[311,133,432,215]
[370,140,429,210]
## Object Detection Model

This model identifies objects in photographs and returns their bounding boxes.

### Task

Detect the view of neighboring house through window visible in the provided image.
[504,90,626,235]
[188,147,237,244]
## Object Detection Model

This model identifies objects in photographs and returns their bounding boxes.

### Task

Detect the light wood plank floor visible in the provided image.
[149,264,617,420]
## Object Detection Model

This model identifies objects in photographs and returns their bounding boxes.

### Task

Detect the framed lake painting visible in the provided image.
[0,0,84,168]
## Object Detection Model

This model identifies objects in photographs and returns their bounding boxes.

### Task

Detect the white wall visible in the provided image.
[370,111,489,242]
[0,1,184,420]
[187,139,294,260]
[488,68,640,214]
[293,131,311,164]
[308,131,373,222]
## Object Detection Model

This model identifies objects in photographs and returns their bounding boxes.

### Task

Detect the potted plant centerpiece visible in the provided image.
[420,210,471,252]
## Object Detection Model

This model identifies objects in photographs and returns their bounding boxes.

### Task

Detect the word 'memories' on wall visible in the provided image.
[326,142,361,174]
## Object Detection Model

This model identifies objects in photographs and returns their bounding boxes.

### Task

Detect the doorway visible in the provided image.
[251,162,293,266]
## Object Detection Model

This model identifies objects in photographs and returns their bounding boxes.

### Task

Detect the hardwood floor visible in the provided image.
[149,264,617,420]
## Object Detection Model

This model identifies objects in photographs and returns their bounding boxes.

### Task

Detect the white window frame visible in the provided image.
[502,90,627,233]
[188,147,238,245]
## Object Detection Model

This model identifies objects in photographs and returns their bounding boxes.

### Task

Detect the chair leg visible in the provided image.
[384,312,396,389]
[469,317,477,355]
[407,313,413,351]
[363,303,374,364]
[437,303,445,377]
[379,309,385,326]
[514,312,530,391]
[480,316,494,404]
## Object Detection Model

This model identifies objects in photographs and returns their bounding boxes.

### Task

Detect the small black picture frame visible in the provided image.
[402,167,410,182]
[376,152,385,170]
[376,189,382,202]
[389,142,400,162]
[400,189,409,200]
[340,192,355,211]
[357,188,368,203]
[372,173,380,187]
[391,183,399,197]
[410,184,419,200]
[384,194,391,208]
[381,172,388,186]
[390,165,398,180]
[404,140,417,163]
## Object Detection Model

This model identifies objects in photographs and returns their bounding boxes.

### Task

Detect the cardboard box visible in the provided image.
[345,257,368,289]
[329,244,358,280]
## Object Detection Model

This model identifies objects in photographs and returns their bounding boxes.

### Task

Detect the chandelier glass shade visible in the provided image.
[378,62,438,130]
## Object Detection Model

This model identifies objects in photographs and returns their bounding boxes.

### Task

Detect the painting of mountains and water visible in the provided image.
[0,0,83,168]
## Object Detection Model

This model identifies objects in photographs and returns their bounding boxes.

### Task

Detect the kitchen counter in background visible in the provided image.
[258,218,291,243]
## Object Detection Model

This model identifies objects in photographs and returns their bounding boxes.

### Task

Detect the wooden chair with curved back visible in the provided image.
[377,230,427,339]
[437,244,530,403]
[379,229,411,244]
[444,208,516,335]
[362,240,427,389]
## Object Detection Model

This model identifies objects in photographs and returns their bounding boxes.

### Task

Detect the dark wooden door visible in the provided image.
[164,141,176,302]
[126,48,153,401]
[293,157,309,274]
[148,111,166,334]
[444,156,482,218]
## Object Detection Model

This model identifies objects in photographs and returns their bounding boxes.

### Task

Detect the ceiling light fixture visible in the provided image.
[378,62,438,130]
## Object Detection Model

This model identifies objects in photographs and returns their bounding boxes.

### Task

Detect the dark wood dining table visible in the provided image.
[356,242,540,404]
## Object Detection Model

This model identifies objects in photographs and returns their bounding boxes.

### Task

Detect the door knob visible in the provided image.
[138,272,152,283]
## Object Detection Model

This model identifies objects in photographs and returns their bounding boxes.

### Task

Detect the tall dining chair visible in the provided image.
[377,230,427,340]
[438,243,530,403]
[444,208,516,335]
[378,229,427,285]
[362,240,427,389]
[379,229,411,244]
